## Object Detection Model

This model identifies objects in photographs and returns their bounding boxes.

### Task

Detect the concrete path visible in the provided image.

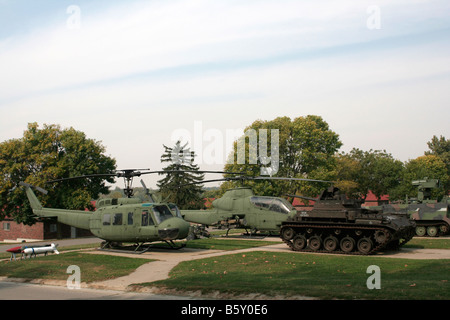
[89,244,285,290]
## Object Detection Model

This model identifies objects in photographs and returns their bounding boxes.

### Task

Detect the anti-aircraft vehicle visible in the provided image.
[20,169,192,252]
[368,178,450,237]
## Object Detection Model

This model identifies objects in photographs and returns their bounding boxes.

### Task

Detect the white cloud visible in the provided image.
[1,0,449,185]
[0,0,376,101]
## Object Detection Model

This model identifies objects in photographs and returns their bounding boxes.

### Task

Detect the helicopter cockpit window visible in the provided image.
[102,213,111,225]
[250,197,272,210]
[153,205,173,224]
[142,210,149,226]
[168,204,182,218]
[250,197,293,214]
[113,213,123,225]
[142,210,155,227]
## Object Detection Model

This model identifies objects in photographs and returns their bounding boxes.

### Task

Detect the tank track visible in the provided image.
[280,223,414,255]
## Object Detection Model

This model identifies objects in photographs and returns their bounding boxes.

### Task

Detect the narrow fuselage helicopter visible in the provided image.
[20,170,192,252]
[182,187,297,236]
[180,175,332,236]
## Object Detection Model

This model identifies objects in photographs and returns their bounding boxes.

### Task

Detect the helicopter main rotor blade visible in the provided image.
[47,169,245,183]
[46,173,116,183]
[142,170,244,175]
[177,177,243,188]
[176,175,333,188]
[284,193,318,201]
[140,179,148,190]
[253,177,334,184]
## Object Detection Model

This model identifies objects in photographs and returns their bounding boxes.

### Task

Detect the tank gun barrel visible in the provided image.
[285,194,317,202]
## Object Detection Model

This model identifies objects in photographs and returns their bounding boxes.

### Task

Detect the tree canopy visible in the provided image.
[425,135,450,192]
[331,149,404,200]
[331,136,449,201]
[223,115,342,197]
[157,141,205,209]
[0,123,116,224]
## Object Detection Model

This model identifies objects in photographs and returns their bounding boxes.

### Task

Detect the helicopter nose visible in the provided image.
[158,218,190,240]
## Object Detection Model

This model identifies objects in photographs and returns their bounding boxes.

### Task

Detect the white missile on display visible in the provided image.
[22,243,60,258]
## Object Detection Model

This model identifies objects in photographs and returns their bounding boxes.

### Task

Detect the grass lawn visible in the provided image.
[0,237,448,299]
[147,251,449,300]
[0,252,151,283]
[0,238,275,282]
[404,238,450,249]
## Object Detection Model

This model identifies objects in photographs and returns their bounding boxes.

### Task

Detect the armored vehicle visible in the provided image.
[369,179,450,237]
[280,187,416,255]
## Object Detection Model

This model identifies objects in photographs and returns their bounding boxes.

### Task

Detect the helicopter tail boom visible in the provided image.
[20,182,44,211]
[20,182,91,230]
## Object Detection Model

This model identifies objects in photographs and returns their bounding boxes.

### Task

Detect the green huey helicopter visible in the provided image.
[20,169,194,252]
[180,175,332,237]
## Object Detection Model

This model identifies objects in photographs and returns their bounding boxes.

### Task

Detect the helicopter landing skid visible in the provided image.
[162,240,186,250]
[98,241,147,254]
[98,240,186,254]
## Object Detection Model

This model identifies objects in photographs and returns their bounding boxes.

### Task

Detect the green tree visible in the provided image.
[425,135,450,192]
[328,152,361,197]
[157,141,205,209]
[331,148,404,200]
[223,115,342,197]
[390,154,448,201]
[0,123,116,224]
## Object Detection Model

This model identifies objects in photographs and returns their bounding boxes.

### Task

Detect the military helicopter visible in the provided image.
[180,175,332,237]
[19,169,195,252]
[20,168,245,252]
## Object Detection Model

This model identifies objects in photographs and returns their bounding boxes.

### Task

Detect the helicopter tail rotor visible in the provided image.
[19,182,48,195]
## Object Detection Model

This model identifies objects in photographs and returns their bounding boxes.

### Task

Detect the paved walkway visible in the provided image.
[88,244,286,290]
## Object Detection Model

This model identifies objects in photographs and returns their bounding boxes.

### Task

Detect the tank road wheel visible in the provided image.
[426,226,438,237]
[340,236,355,253]
[415,226,426,237]
[308,235,322,251]
[357,237,373,254]
[323,236,338,252]
[374,230,390,244]
[292,235,307,251]
[440,224,449,235]
[281,227,295,241]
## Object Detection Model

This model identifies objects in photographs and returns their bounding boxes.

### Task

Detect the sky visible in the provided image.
[0,0,449,189]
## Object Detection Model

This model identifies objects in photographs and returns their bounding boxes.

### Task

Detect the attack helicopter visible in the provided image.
[180,175,332,237]
[20,169,194,253]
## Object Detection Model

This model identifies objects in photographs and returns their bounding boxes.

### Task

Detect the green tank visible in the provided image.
[280,187,416,255]
[373,179,450,237]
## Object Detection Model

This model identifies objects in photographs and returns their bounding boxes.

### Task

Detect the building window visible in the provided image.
[50,224,57,233]
[3,222,10,231]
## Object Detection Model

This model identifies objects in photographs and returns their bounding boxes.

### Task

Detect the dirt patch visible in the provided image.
[129,285,317,300]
